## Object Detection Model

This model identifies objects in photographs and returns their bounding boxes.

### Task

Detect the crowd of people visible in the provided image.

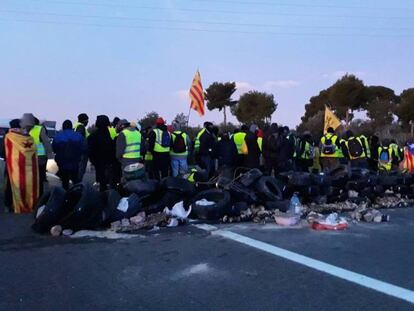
[2,112,413,212]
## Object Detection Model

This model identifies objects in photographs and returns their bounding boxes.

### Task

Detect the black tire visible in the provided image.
[378,175,402,187]
[191,189,231,220]
[59,183,105,230]
[255,176,283,202]
[32,187,67,233]
[161,177,195,195]
[238,168,263,187]
[329,165,348,177]
[311,174,332,186]
[331,175,349,188]
[288,172,313,187]
[305,185,320,197]
[124,179,159,196]
[228,182,259,204]
[264,200,289,212]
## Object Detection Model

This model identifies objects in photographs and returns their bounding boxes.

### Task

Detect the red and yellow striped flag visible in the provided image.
[5,130,39,213]
[189,70,205,116]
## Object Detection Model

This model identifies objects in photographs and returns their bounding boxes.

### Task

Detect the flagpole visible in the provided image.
[187,104,192,127]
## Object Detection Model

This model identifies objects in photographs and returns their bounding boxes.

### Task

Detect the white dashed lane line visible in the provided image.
[194,224,414,304]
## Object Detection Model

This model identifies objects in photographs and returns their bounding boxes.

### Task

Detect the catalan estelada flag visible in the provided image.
[5,130,39,213]
[189,70,205,116]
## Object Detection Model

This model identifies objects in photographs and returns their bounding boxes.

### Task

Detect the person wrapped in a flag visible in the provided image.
[4,129,39,213]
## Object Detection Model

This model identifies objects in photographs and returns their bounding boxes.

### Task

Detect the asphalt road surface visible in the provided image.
[1,206,414,310]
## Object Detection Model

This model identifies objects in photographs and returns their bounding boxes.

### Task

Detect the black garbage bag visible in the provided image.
[102,189,121,224]
[161,177,196,195]
[238,168,263,187]
[255,176,283,202]
[124,179,159,196]
[59,183,105,231]
[105,193,143,223]
[191,189,231,220]
[143,189,191,214]
[32,187,68,233]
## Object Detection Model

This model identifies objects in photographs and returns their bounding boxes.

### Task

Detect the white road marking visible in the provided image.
[194,224,414,304]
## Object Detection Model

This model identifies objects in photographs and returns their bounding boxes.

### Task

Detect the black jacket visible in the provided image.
[244,132,261,168]
[87,127,115,167]
[198,129,216,156]
[213,138,238,167]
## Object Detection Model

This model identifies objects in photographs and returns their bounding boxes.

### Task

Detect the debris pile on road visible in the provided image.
[30,166,414,236]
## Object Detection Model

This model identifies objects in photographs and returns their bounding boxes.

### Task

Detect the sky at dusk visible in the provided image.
[1,0,414,129]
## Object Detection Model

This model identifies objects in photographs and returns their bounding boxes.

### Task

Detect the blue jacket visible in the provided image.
[52,129,86,171]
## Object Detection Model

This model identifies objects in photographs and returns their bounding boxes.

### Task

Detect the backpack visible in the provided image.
[172,132,186,153]
[322,135,336,155]
[347,138,363,158]
[161,130,171,148]
[379,148,390,163]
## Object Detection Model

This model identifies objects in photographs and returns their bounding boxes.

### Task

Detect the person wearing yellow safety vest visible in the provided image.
[296,132,315,172]
[74,113,90,138]
[378,140,395,172]
[20,113,53,197]
[74,113,90,181]
[194,122,216,177]
[141,126,154,179]
[232,125,248,168]
[148,117,171,180]
[343,130,368,168]
[319,127,341,172]
[170,122,191,177]
[115,119,143,174]
[389,139,402,169]
[359,134,371,159]
[109,117,120,140]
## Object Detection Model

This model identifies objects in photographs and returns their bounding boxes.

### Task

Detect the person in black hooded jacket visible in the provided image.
[87,115,116,191]
[243,124,261,169]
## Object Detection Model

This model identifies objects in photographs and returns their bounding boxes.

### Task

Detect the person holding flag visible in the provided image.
[320,106,342,172]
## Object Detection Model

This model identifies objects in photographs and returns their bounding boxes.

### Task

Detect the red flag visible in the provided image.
[189,70,205,116]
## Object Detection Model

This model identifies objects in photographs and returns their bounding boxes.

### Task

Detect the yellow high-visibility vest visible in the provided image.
[378,146,392,171]
[109,126,117,140]
[170,131,189,156]
[345,137,366,160]
[320,133,340,158]
[233,132,247,154]
[153,128,170,153]
[194,128,206,153]
[257,137,263,152]
[74,122,90,138]
[29,125,46,156]
[122,129,142,159]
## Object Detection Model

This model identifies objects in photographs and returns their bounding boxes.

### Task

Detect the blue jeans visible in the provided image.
[171,158,188,177]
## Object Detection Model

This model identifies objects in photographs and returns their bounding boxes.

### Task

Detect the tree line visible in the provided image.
[138,75,413,141]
